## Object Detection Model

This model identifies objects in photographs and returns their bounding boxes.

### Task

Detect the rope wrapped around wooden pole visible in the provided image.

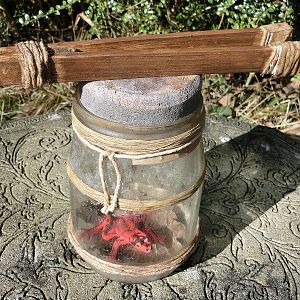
[262,41,300,77]
[15,40,76,90]
[15,41,49,90]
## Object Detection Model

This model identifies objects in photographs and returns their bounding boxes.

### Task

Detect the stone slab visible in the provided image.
[0,111,299,299]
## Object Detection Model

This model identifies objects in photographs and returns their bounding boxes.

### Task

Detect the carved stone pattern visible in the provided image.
[0,111,299,300]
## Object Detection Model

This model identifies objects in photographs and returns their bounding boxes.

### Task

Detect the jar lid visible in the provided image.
[79,75,202,126]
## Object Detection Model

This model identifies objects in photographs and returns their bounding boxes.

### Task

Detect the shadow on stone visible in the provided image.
[178,125,300,271]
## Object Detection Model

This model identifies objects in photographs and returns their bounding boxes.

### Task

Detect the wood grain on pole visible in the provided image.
[0,47,274,86]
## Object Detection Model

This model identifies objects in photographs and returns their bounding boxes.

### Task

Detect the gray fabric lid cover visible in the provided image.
[80,75,202,126]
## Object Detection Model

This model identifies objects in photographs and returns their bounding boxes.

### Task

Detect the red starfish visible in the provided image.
[81,213,165,260]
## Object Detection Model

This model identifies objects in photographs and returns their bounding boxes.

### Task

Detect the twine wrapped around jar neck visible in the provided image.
[69,107,205,214]
[71,106,205,159]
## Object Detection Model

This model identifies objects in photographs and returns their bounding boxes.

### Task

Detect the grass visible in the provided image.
[202,74,300,137]
[0,83,74,124]
[0,74,299,138]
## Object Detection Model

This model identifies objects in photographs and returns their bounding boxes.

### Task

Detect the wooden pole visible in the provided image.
[0,23,295,87]
[0,47,274,86]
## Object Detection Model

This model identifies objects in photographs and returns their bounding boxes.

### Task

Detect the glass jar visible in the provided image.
[67,76,206,283]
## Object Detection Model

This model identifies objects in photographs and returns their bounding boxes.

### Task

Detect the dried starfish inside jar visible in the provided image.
[67,76,206,283]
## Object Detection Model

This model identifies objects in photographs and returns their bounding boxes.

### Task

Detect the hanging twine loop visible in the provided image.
[15,41,49,90]
[99,152,122,214]
[262,41,300,77]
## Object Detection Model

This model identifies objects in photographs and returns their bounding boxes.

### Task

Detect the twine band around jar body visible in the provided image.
[69,107,205,213]
[67,162,205,211]
[67,215,200,281]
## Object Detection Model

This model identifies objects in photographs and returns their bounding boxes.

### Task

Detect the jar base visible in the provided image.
[67,214,200,283]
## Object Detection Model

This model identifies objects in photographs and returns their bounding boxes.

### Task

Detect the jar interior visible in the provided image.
[70,184,202,265]
[69,134,204,200]
[69,136,205,265]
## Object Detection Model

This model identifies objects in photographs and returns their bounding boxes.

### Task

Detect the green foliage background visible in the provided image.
[0,0,297,47]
